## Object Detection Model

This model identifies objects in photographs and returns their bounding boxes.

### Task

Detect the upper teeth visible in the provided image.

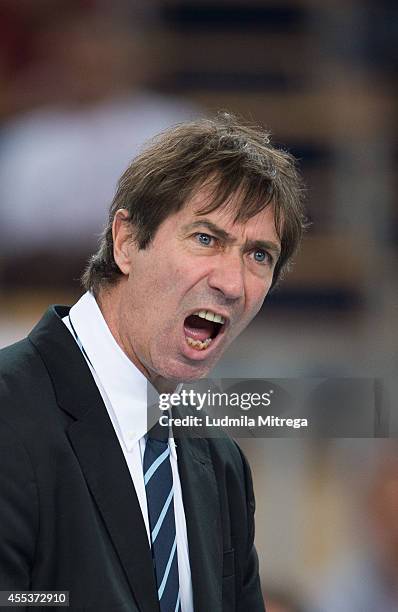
[194,310,225,324]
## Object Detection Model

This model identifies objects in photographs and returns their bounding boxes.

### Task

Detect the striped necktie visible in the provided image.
[144,421,181,612]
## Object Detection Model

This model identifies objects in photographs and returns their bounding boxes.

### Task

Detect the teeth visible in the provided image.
[186,336,212,350]
[193,310,225,324]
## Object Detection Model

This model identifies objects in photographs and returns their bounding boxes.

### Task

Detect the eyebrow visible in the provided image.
[182,219,281,259]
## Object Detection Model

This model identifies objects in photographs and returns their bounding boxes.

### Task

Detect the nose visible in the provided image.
[207,249,245,301]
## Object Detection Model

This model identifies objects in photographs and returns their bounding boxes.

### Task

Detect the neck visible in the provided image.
[95,284,177,395]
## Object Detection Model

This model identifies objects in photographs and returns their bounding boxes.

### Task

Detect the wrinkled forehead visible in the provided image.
[178,187,280,246]
[181,181,280,238]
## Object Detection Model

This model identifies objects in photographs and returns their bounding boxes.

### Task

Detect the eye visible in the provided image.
[254,250,265,263]
[252,249,272,265]
[195,232,214,246]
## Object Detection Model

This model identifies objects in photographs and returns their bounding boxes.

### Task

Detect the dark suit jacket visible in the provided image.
[0,305,265,612]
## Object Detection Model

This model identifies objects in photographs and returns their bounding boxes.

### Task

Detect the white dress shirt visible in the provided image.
[62,291,193,612]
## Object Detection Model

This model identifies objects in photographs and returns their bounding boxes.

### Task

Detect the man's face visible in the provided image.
[114,187,281,385]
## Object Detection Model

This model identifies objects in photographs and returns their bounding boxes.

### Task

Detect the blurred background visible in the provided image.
[0,0,396,609]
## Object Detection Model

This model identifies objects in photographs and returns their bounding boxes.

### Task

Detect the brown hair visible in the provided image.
[82,113,306,294]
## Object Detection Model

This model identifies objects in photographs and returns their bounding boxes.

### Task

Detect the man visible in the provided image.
[0,114,304,611]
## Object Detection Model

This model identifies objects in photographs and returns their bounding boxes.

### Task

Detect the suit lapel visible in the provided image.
[29,306,159,612]
[176,432,223,612]
[66,416,159,612]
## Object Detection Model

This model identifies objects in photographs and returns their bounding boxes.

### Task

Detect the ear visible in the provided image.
[112,209,134,275]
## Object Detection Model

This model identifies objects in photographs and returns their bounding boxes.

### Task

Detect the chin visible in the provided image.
[158,358,213,384]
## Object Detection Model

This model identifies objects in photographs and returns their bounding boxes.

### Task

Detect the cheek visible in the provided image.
[246,281,270,316]
[131,256,171,296]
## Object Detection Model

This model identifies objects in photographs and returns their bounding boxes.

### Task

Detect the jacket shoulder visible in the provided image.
[0,336,57,430]
[0,336,47,392]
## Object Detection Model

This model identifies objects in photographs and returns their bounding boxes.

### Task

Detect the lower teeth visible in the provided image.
[186,336,212,351]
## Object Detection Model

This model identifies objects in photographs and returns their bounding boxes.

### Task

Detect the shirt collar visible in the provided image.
[68,291,159,451]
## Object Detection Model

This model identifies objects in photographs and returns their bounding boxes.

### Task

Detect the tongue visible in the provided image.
[184,315,215,341]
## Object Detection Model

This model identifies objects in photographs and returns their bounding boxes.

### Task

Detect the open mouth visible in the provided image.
[183,310,226,351]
